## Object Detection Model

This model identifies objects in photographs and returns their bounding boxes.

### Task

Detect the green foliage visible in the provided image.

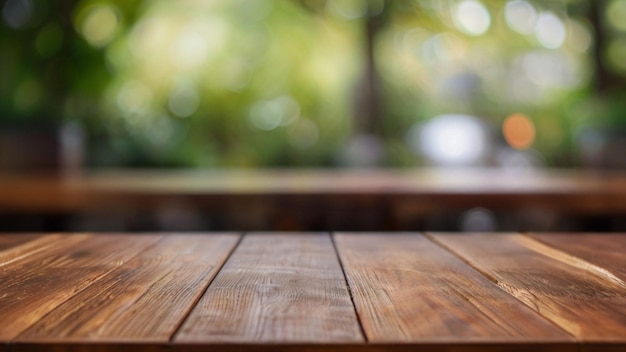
[0,0,617,167]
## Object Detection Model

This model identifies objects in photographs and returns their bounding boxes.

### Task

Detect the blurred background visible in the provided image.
[2,0,626,232]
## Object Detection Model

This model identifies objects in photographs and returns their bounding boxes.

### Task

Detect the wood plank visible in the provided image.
[0,234,43,252]
[530,233,626,282]
[334,233,572,346]
[429,232,626,343]
[8,342,578,352]
[11,343,168,352]
[528,233,626,352]
[175,233,363,343]
[16,234,240,342]
[0,234,163,340]
[0,234,65,267]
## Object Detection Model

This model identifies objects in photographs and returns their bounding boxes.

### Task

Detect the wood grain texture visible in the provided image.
[530,233,626,282]
[0,234,162,340]
[0,234,65,267]
[0,234,43,252]
[9,342,575,352]
[334,233,571,343]
[175,233,363,343]
[10,343,169,352]
[429,233,626,343]
[16,234,240,342]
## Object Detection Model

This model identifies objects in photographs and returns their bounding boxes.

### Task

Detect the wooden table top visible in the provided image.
[3,168,626,214]
[1,232,626,352]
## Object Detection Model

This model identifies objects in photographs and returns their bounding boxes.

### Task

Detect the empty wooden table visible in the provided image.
[1,232,625,351]
[4,169,626,232]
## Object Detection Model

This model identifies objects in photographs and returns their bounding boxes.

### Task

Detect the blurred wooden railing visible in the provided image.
[2,168,626,231]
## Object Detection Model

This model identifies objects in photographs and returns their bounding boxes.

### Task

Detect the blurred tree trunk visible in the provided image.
[588,0,626,93]
[49,0,79,117]
[589,0,611,93]
[352,0,389,137]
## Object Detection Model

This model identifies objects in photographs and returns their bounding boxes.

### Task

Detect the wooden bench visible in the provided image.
[1,232,625,351]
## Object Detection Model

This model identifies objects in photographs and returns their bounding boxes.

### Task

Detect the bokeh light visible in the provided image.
[249,96,302,131]
[168,83,199,118]
[567,19,592,53]
[250,99,284,131]
[2,0,33,29]
[116,80,153,117]
[169,21,222,70]
[35,23,63,57]
[78,4,120,48]
[519,51,579,89]
[14,77,43,112]
[607,0,626,32]
[534,12,566,49]
[503,113,535,150]
[0,0,604,170]
[505,0,537,35]
[607,38,626,72]
[409,114,489,166]
[421,33,467,64]
[453,0,491,36]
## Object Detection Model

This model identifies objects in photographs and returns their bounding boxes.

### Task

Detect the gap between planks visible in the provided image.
[422,232,577,339]
[329,232,369,343]
[167,233,246,342]
[522,233,626,289]
[0,234,164,341]
[3,232,606,351]
[174,232,363,343]
[424,232,626,343]
[3,233,242,343]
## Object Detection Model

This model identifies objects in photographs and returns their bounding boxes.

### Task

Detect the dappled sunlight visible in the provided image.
[1,0,625,169]
[77,3,120,48]
[534,12,566,49]
[505,0,537,35]
[453,0,491,36]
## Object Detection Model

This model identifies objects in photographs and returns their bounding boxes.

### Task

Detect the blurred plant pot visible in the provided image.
[0,121,83,173]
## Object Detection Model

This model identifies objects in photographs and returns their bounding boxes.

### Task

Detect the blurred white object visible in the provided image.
[408,114,489,166]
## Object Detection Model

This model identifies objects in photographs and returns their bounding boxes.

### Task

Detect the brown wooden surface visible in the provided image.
[0,234,162,340]
[528,233,626,352]
[16,234,239,342]
[0,234,43,252]
[3,169,626,216]
[2,232,626,352]
[0,234,64,267]
[175,233,363,343]
[429,232,626,343]
[530,233,626,282]
[7,342,577,352]
[334,233,571,343]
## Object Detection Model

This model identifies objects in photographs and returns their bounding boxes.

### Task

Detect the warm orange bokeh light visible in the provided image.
[503,113,535,150]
